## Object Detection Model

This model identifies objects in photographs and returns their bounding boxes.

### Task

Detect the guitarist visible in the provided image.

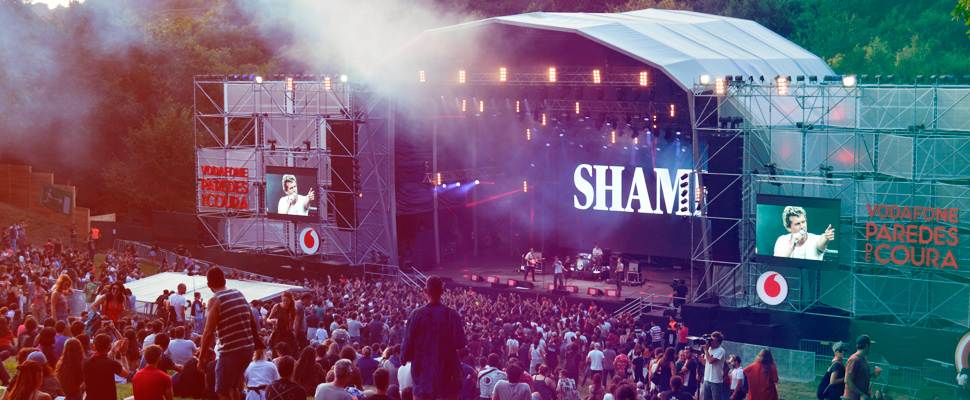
[524,248,540,281]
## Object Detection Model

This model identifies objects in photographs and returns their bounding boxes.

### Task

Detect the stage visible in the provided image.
[425,255,691,314]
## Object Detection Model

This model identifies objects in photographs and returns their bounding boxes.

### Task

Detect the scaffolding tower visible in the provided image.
[193,75,395,266]
[693,79,970,330]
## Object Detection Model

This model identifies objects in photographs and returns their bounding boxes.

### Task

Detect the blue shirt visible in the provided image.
[401,302,467,400]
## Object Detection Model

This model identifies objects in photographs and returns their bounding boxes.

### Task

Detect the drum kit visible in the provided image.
[574,253,608,280]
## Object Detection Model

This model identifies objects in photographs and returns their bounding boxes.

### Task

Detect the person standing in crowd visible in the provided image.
[166,283,188,330]
[699,332,725,400]
[267,291,298,353]
[727,355,745,400]
[90,281,128,324]
[200,267,260,400]
[742,349,778,400]
[50,275,72,323]
[192,292,206,334]
[822,342,847,400]
[585,342,605,386]
[402,275,468,400]
[82,334,131,400]
[133,345,174,400]
[477,353,507,400]
[366,368,395,400]
[266,355,307,400]
[6,360,50,400]
[844,335,881,400]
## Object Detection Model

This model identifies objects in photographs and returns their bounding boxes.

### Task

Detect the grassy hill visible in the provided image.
[0,202,74,249]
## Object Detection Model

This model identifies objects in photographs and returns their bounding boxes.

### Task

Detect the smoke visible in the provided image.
[235,0,467,79]
[0,0,146,177]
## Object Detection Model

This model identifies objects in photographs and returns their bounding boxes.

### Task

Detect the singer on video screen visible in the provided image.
[773,206,835,260]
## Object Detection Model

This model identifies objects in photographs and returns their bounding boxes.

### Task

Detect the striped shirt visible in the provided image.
[649,326,662,342]
[214,289,256,353]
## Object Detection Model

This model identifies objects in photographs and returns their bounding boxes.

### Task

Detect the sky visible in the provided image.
[34,0,74,9]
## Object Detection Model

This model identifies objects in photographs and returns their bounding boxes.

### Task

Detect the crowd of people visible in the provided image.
[0,222,894,400]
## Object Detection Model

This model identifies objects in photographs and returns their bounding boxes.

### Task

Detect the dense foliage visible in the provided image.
[0,0,966,220]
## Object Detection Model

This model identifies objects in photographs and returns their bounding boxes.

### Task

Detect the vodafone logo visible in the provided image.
[756,271,788,306]
[299,227,320,255]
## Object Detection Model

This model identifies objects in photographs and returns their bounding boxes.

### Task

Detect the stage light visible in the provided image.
[419,70,425,83]
[303,140,311,151]
[479,100,484,113]
[715,77,726,94]
[549,67,557,83]
[516,101,521,113]
[436,173,442,186]
[523,181,528,193]
[700,74,711,85]
[526,129,531,141]
[499,67,507,82]
[592,69,601,84]
[324,76,332,90]
[575,102,580,114]
[541,114,547,126]
[475,180,480,184]
[611,131,616,144]
[255,76,263,84]
[669,104,675,118]
[340,74,348,83]
[268,140,277,152]
[286,77,294,91]
[462,100,467,112]
[456,182,461,187]
[776,76,788,95]
[639,71,649,86]
[842,75,857,87]
[634,137,638,145]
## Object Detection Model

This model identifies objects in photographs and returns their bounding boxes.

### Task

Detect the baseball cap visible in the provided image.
[832,341,847,352]
[856,335,873,348]
[27,351,47,365]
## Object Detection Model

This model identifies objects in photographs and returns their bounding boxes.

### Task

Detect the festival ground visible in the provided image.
[427,254,691,315]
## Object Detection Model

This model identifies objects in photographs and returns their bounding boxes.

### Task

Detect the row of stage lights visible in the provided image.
[458,99,676,122]
[196,74,350,86]
[700,74,859,95]
[420,68,651,86]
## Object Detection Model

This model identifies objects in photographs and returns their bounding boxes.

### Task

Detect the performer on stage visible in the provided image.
[772,206,835,260]
[563,256,572,285]
[591,243,604,270]
[553,256,565,290]
[524,248,538,281]
[614,257,624,296]
[277,174,315,216]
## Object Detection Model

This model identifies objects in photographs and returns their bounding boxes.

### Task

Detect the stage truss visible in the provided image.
[193,76,396,266]
[692,80,970,329]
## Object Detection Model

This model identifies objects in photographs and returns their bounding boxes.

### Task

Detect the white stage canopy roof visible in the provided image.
[126,272,304,311]
[405,9,834,91]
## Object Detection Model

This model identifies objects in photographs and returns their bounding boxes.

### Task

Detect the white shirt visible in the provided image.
[554,261,563,274]
[506,338,519,354]
[244,360,279,400]
[167,338,198,366]
[774,232,824,260]
[316,328,329,342]
[278,195,310,216]
[703,346,726,383]
[169,293,187,321]
[587,349,605,371]
[398,362,414,390]
[564,331,576,346]
[730,367,744,389]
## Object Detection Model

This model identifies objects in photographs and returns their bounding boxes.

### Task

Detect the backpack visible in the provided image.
[817,360,843,400]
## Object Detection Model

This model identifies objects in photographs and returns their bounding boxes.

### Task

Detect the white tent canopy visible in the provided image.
[410,9,834,91]
[126,272,303,313]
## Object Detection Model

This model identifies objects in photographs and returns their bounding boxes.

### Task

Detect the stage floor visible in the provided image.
[426,255,691,308]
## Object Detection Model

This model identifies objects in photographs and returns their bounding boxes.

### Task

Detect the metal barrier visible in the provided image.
[113,239,277,282]
[722,341,816,383]
[923,359,958,389]
[799,339,844,358]
[869,361,922,396]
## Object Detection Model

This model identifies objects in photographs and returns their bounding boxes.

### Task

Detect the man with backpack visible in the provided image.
[817,341,846,400]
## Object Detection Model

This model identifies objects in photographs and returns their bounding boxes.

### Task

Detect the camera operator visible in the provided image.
[699,332,724,400]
